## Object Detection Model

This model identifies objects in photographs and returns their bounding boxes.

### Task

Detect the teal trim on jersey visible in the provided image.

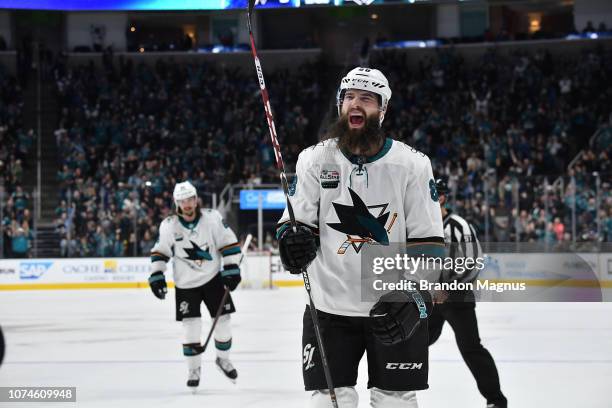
[276,222,291,240]
[221,267,240,277]
[221,247,241,256]
[406,244,445,258]
[151,255,168,263]
[368,137,393,162]
[215,339,232,351]
[341,137,393,164]
[178,211,201,230]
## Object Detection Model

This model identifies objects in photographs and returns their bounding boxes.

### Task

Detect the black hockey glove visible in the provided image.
[148,271,167,300]
[369,290,430,346]
[278,225,318,274]
[221,264,241,291]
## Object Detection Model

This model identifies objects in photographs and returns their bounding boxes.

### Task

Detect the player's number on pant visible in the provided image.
[303,344,316,371]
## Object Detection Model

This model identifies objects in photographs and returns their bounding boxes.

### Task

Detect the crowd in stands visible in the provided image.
[2,42,602,258]
[0,64,35,258]
[370,45,611,247]
[52,55,325,256]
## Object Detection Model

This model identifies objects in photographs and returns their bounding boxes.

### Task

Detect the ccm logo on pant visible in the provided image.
[385,363,423,370]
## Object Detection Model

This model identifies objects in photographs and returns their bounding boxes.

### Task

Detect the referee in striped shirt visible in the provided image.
[429,178,507,408]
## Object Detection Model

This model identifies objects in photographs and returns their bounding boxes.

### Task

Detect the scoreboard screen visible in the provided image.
[0,0,425,11]
[0,0,297,10]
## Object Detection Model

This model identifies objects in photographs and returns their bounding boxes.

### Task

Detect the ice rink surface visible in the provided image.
[1,287,611,408]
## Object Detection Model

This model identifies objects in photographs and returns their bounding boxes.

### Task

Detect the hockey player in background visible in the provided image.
[429,178,507,408]
[148,181,241,390]
[277,67,445,407]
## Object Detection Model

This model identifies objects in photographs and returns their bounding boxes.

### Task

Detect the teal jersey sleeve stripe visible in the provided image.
[221,247,241,256]
[221,267,240,277]
[151,255,168,263]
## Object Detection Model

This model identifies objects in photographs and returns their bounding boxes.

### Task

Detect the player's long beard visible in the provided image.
[326,113,384,155]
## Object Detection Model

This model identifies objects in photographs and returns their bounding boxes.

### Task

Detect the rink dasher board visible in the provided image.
[0,255,302,290]
[0,253,610,290]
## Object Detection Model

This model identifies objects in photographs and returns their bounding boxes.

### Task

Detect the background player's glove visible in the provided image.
[278,225,318,274]
[221,264,241,291]
[148,271,167,299]
[369,290,429,346]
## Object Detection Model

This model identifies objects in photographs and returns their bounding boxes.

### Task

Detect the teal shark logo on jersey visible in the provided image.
[328,188,398,254]
[184,240,213,266]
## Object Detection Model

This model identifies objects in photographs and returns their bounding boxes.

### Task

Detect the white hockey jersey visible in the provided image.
[278,138,444,316]
[151,209,241,289]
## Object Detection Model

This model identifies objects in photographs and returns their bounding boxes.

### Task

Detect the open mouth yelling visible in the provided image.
[349,112,365,127]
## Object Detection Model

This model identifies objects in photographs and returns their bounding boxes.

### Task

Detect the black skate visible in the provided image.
[187,366,201,393]
[215,357,238,383]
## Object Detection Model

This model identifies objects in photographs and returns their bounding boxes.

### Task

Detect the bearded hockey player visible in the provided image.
[276,67,445,407]
[148,181,241,390]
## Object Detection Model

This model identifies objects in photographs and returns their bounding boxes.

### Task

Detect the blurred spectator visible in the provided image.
[582,21,596,34]
[9,222,32,258]
[598,22,608,33]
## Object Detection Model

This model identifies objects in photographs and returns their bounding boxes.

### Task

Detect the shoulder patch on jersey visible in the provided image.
[429,179,439,202]
[319,166,340,189]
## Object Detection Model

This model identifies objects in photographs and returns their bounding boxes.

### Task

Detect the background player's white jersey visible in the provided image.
[151,209,241,289]
[278,138,444,316]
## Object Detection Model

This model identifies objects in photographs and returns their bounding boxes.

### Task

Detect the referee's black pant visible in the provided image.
[428,297,507,407]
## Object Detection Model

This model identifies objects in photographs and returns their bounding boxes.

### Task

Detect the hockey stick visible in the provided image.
[246,2,338,407]
[202,234,253,354]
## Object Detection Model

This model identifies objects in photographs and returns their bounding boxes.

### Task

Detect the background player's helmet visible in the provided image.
[336,67,392,126]
[173,181,197,207]
[435,178,449,197]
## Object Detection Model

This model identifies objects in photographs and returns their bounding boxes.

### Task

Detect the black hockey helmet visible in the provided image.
[435,178,449,197]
